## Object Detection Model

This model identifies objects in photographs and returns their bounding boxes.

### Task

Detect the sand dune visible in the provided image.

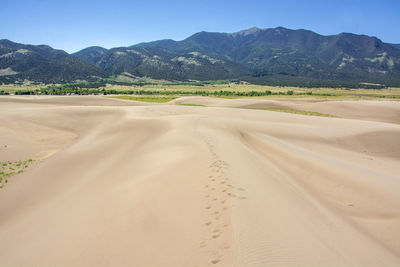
[0,96,399,266]
[173,96,400,124]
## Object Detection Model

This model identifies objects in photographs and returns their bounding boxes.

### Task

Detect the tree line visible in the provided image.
[11,87,319,97]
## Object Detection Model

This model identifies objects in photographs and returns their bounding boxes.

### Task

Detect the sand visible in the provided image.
[0,96,399,266]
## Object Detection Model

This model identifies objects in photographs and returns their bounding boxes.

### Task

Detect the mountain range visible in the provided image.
[1,27,400,86]
[0,39,104,83]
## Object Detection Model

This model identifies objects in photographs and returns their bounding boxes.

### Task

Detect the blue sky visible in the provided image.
[1,0,399,53]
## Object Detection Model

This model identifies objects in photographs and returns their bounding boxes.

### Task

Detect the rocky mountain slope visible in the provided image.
[0,40,105,83]
[1,27,400,85]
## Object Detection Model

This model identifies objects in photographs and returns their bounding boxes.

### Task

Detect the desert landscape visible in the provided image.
[0,95,399,266]
[2,0,400,265]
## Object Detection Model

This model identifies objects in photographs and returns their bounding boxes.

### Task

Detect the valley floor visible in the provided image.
[0,96,399,266]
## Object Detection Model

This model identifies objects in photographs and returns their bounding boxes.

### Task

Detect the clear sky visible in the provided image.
[1,0,399,53]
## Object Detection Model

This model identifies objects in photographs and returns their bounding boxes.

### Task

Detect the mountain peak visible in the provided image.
[273,26,289,32]
[231,27,262,37]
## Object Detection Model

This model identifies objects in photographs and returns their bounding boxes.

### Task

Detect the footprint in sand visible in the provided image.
[211,259,220,264]
[212,234,220,239]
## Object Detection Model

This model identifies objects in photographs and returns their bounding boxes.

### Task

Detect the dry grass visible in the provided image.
[250,108,337,117]
[0,83,45,93]
[0,159,35,188]
[1,83,400,100]
[178,103,205,107]
[104,83,400,100]
[108,95,176,103]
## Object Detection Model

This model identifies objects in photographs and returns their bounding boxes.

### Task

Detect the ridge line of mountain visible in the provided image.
[1,26,400,86]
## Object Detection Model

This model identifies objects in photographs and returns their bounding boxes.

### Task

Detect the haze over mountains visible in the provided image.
[1,27,400,86]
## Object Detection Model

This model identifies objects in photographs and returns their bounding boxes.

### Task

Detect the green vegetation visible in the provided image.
[109,95,176,103]
[1,81,400,100]
[0,159,34,189]
[251,108,337,117]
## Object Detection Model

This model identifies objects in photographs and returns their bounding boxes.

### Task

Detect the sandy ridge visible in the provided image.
[0,96,399,266]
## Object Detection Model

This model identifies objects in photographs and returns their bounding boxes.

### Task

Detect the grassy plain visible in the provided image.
[0,83,43,93]
[1,83,400,100]
[102,83,400,100]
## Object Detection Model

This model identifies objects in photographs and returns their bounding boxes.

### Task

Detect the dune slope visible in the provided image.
[0,96,399,266]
